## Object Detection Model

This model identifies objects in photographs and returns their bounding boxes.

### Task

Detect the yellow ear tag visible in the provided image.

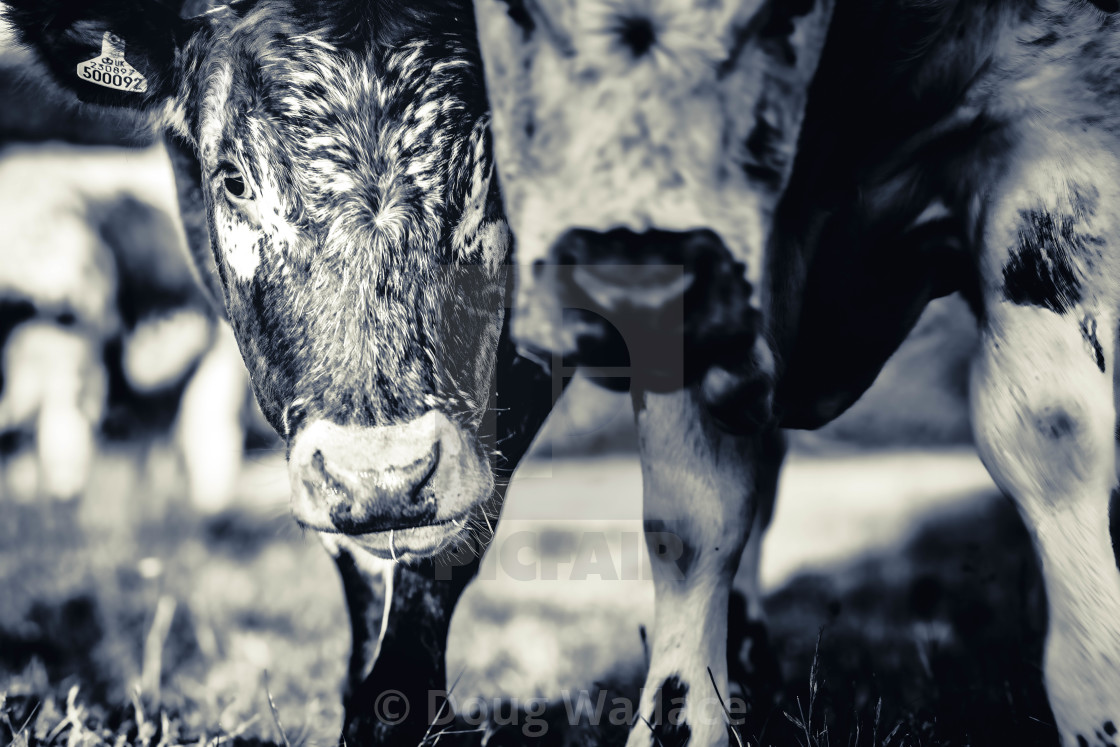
[76,31,149,93]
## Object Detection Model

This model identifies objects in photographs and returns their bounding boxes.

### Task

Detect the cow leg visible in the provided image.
[323,324,556,745]
[628,388,781,747]
[176,324,248,513]
[730,432,784,703]
[971,150,1120,746]
[322,537,479,746]
[737,430,782,622]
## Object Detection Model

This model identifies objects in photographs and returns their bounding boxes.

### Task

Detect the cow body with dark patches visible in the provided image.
[474,4,832,743]
[477,0,1120,744]
[1080,316,1106,373]
[5,1,555,743]
[777,13,1120,743]
[1002,205,1102,315]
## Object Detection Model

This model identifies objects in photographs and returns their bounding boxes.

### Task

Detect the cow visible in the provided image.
[474,1,832,744]
[475,0,1120,745]
[0,142,256,511]
[4,0,555,744]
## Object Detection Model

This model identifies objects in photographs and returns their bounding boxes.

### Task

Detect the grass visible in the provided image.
[0,444,1087,747]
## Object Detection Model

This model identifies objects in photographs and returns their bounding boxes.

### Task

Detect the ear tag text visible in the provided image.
[77,32,149,93]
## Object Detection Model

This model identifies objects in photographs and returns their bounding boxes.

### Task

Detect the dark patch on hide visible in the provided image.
[1027,30,1060,47]
[1036,410,1076,441]
[1080,315,1106,373]
[1001,207,1103,314]
[498,0,536,38]
[643,518,696,577]
[649,675,691,747]
[744,107,787,190]
[615,15,656,58]
[1090,0,1120,13]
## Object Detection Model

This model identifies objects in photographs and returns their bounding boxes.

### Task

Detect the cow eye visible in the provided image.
[219,163,253,202]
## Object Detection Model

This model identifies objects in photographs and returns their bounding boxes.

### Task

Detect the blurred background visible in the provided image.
[0,19,1071,747]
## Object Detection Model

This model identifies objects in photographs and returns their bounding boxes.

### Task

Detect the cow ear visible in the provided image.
[3,0,221,111]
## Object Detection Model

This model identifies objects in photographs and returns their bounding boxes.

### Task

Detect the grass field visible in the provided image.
[0,441,1090,747]
[0,33,1066,745]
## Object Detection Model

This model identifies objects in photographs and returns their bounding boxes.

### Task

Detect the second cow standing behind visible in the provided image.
[477,0,1120,745]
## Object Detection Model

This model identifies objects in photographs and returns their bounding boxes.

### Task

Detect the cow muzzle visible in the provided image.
[512,227,774,432]
[288,410,489,559]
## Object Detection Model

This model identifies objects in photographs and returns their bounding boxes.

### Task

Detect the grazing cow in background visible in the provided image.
[0,318,105,501]
[5,1,555,744]
[477,0,1120,744]
[0,143,255,510]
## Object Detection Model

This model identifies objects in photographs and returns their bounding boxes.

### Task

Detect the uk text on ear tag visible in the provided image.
[76,32,149,93]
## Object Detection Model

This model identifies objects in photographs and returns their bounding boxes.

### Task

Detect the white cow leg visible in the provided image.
[972,152,1120,746]
[36,400,96,502]
[627,388,778,747]
[176,324,248,513]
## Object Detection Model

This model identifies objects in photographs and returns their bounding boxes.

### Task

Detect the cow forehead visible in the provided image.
[198,10,475,187]
[497,0,772,46]
[476,0,833,275]
[189,4,490,275]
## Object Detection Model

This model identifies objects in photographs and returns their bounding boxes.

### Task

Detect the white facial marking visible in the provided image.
[222,217,262,281]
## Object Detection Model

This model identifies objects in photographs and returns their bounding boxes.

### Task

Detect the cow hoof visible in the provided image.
[728,592,784,713]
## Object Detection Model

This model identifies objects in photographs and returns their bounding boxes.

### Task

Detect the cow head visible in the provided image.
[6,0,512,562]
[474,0,833,430]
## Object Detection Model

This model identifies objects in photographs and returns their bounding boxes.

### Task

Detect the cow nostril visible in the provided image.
[308,449,352,501]
[290,415,457,536]
[402,441,440,503]
[302,439,442,535]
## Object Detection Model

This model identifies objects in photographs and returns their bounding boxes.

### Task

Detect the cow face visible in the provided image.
[7,0,511,562]
[474,0,833,424]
